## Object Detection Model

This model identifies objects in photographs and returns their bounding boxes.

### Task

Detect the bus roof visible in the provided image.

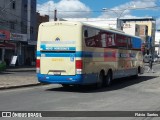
[40,21,141,39]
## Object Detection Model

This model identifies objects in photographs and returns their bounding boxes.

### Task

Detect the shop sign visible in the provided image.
[0,30,10,40]
[10,33,27,41]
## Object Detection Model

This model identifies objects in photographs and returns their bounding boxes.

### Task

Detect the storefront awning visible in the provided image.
[0,44,5,47]
[0,43,15,49]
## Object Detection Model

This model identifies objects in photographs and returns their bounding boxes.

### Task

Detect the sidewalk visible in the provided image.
[0,66,43,90]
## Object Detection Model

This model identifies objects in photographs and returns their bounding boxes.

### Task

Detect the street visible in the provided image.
[0,64,160,120]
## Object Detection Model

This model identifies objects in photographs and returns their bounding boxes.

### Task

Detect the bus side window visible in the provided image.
[84,30,88,38]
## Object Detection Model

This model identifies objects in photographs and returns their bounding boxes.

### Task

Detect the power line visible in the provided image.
[37,5,160,13]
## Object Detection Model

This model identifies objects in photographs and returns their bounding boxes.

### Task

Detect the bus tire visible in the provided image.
[96,72,104,88]
[104,71,112,87]
[61,84,70,88]
[132,67,139,79]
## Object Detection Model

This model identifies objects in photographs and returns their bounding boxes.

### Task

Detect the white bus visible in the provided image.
[36,21,144,88]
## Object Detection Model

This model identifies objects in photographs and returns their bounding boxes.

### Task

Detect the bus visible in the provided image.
[36,21,144,88]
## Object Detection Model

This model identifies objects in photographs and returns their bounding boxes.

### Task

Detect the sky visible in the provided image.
[37,0,160,28]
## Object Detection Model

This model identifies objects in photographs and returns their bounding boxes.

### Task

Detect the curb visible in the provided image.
[0,83,47,90]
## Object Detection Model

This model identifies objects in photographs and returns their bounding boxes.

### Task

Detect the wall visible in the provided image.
[123,23,140,36]
[155,31,160,55]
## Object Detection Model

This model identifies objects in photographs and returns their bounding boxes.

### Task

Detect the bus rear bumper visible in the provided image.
[37,73,97,85]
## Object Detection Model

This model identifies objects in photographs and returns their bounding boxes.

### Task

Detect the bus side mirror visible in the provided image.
[84,30,88,38]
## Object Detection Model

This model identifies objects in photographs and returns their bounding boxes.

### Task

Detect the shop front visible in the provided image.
[10,33,28,66]
[0,30,16,66]
[0,30,35,66]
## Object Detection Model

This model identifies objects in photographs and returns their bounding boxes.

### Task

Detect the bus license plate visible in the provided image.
[53,72,61,75]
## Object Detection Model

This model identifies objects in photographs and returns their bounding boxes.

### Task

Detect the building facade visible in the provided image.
[36,13,49,41]
[122,23,140,36]
[121,18,156,55]
[0,0,37,66]
[155,30,160,55]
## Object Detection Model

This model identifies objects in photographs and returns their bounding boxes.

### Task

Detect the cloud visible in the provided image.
[99,0,157,19]
[37,0,91,19]
[99,0,160,29]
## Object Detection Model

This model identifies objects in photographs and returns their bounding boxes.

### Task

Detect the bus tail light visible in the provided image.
[36,59,40,73]
[76,60,83,69]
[76,60,83,74]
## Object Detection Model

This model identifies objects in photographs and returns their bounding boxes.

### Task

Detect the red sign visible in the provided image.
[0,30,10,40]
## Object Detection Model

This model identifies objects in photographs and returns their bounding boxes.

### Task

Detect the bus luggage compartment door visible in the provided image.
[40,51,76,75]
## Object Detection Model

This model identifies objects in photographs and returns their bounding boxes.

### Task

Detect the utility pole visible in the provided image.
[158,40,160,56]
[27,0,31,41]
[54,9,57,21]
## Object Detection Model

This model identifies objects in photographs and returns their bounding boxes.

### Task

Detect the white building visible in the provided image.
[122,23,140,36]
[155,30,160,55]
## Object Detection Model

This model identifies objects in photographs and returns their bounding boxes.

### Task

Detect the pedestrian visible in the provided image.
[147,57,154,73]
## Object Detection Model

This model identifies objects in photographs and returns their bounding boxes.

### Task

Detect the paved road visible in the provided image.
[0,64,160,120]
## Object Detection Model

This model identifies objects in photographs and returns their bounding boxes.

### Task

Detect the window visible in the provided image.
[11,1,16,9]
[30,27,33,34]
[84,28,103,48]
[84,30,88,38]
[0,48,2,60]
[135,27,138,32]
[10,22,15,30]
[106,32,115,47]
[116,34,128,49]
[145,29,148,35]
[84,27,118,48]
[24,4,27,11]
[100,31,106,47]
[127,37,132,48]
[31,6,34,13]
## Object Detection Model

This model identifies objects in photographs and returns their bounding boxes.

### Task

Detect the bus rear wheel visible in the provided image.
[96,72,104,88]
[104,71,112,87]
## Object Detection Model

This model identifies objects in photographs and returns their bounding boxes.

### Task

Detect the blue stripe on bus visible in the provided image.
[37,51,41,57]
[37,73,97,85]
[43,53,76,57]
[37,51,83,57]
[41,45,46,50]
[36,51,103,58]
[36,51,136,58]
[40,45,76,51]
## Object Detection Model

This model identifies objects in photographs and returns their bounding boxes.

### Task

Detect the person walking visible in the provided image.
[147,56,154,73]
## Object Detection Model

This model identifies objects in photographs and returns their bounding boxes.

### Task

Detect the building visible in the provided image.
[122,23,148,42]
[121,17,156,54]
[139,25,148,41]
[0,0,37,66]
[122,23,140,36]
[155,30,160,55]
[36,13,49,41]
